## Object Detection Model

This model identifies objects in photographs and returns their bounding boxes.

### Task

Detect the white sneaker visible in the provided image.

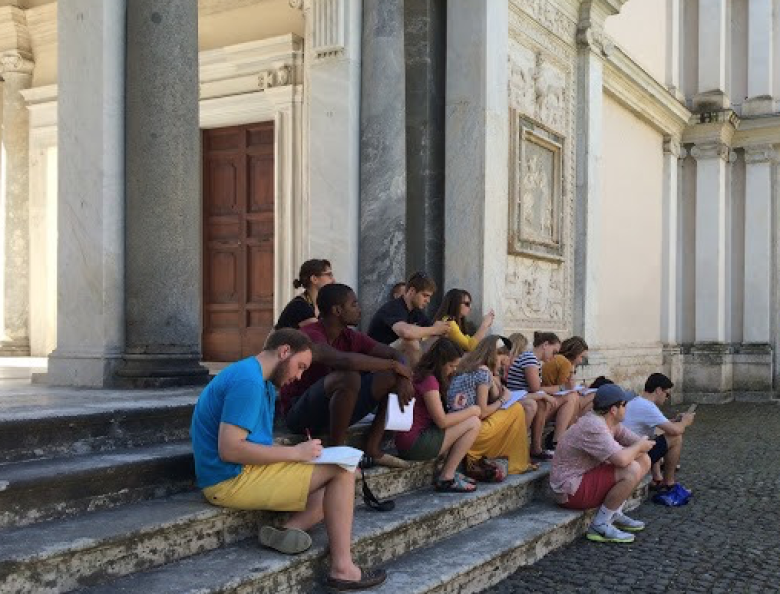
[613,512,645,532]
[586,522,635,543]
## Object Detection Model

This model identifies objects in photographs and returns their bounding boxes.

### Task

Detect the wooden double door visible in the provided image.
[202,122,275,362]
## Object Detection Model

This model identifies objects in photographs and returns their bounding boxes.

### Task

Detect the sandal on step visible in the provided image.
[454,470,477,485]
[434,473,477,493]
[531,450,554,461]
[361,476,395,512]
[325,567,388,591]
[359,454,375,470]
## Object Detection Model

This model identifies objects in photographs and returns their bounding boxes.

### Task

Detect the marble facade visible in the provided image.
[0,0,777,399]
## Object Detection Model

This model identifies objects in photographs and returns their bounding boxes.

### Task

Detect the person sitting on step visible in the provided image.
[190,328,386,590]
[367,271,450,368]
[622,372,694,506]
[433,288,495,352]
[542,335,593,416]
[497,332,551,433]
[507,331,579,460]
[390,281,406,300]
[275,259,334,330]
[447,336,536,478]
[282,283,414,469]
[550,384,653,544]
[396,338,482,492]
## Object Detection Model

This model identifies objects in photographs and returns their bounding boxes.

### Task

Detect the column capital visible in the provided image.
[663,136,683,158]
[0,49,34,76]
[690,142,731,162]
[577,0,626,55]
[743,144,777,164]
[288,0,309,10]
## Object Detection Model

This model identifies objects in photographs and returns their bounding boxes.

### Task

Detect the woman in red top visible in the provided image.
[395,338,482,492]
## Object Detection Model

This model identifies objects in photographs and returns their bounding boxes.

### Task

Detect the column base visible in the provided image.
[681,343,734,403]
[47,351,123,388]
[0,338,31,357]
[742,96,774,117]
[692,90,730,112]
[733,343,774,401]
[662,344,684,405]
[114,354,210,389]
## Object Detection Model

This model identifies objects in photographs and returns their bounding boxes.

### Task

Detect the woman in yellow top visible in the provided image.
[541,336,592,413]
[434,289,494,352]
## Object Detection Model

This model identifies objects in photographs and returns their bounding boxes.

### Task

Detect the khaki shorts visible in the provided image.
[202,462,315,512]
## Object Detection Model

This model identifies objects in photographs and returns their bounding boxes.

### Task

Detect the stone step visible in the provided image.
[69,468,551,594]
[0,442,195,529]
[0,458,439,593]
[0,391,198,463]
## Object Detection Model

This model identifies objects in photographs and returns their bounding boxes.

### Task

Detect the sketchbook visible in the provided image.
[385,392,415,432]
[311,446,364,472]
[501,390,527,409]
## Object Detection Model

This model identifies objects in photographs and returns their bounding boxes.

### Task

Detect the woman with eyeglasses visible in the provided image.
[275,259,335,330]
[434,289,495,352]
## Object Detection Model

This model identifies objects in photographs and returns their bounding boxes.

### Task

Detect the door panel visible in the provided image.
[202,122,275,362]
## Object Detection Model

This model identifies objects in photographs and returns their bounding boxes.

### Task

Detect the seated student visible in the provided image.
[275,259,334,330]
[282,283,414,468]
[507,332,579,460]
[390,282,406,300]
[434,289,495,352]
[396,338,481,492]
[190,329,386,590]
[497,333,551,432]
[623,373,694,505]
[542,336,593,414]
[550,384,653,544]
[367,271,450,366]
[447,336,534,477]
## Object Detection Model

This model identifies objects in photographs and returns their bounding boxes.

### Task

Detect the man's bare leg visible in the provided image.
[661,433,682,486]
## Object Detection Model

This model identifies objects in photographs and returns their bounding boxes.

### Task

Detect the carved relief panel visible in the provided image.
[506,2,576,332]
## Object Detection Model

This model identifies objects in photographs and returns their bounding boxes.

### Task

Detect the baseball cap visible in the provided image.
[593,384,635,410]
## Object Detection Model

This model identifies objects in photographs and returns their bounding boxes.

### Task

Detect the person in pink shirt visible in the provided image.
[396,338,482,493]
[550,384,653,544]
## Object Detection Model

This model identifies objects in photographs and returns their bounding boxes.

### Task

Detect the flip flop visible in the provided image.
[434,473,477,493]
[325,567,387,591]
[258,526,312,555]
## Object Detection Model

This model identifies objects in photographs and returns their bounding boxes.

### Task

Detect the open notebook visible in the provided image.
[310,446,364,473]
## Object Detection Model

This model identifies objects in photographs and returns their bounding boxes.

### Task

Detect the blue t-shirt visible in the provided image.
[190,357,276,489]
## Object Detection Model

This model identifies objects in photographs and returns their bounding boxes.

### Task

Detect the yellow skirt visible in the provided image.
[202,462,314,512]
[467,403,531,474]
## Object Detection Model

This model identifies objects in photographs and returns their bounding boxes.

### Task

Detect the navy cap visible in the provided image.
[593,384,635,410]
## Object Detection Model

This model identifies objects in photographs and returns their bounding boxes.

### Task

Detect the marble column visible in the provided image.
[116,0,208,387]
[744,0,774,116]
[661,137,682,345]
[694,0,730,111]
[304,0,362,291]
[404,0,445,303]
[47,0,126,387]
[444,0,509,327]
[691,142,729,343]
[742,145,775,343]
[359,0,407,323]
[573,21,607,345]
[0,52,33,355]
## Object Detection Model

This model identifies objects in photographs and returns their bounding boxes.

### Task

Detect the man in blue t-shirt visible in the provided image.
[190,328,386,591]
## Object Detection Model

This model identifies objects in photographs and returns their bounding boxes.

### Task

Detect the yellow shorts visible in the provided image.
[202,462,315,512]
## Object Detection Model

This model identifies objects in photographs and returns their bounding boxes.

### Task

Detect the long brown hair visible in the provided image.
[434,289,470,332]
[456,335,499,375]
[533,331,560,348]
[414,338,463,393]
[559,336,589,362]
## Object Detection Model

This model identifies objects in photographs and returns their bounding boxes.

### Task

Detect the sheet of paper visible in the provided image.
[581,388,597,395]
[501,390,527,409]
[312,446,364,472]
[555,384,585,396]
[385,392,415,431]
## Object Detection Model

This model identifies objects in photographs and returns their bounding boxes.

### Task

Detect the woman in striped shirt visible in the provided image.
[506,332,579,460]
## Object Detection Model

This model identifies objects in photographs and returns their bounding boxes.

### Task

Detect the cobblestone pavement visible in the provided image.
[486,401,780,594]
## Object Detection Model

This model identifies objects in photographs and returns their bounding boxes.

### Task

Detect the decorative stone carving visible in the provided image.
[311,0,346,60]
[743,144,776,164]
[690,142,730,161]
[513,0,577,42]
[258,65,294,90]
[505,258,566,325]
[509,44,568,133]
[662,137,682,158]
[0,50,34,75]
[288,0,306,9]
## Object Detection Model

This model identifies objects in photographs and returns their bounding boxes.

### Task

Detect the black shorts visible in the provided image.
[285,373,377,435]
[648,435,669,465]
